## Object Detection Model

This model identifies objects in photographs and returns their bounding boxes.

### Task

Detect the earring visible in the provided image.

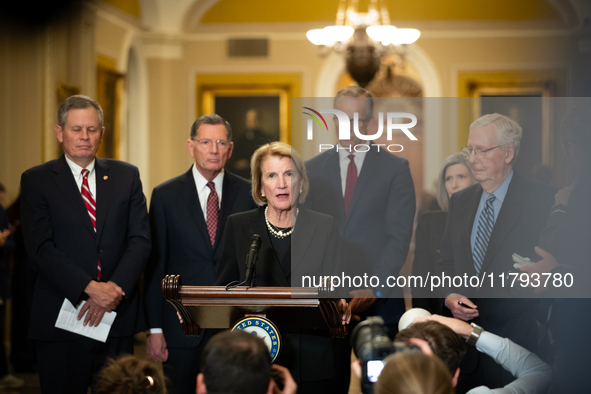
[261,193,265,197]
[300,188,303,193]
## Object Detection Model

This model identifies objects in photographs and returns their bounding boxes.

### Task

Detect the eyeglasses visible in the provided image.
[466,145,500,158]
[192,139,231,148]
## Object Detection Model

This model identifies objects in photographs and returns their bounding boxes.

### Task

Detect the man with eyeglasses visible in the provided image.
[144,114,256,394]
[437,113,555,393]
[304,86,416,334]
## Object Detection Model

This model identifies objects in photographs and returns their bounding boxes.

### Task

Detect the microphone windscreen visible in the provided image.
[250,234,262,248]
[398,308,432,332]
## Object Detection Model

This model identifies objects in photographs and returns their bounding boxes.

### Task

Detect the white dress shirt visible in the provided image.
[192,165,224,221]
[65,155,96,201]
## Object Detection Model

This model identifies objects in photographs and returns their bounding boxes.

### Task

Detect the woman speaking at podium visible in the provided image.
[216,142,351,394]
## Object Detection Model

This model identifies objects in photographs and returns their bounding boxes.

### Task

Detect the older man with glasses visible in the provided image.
[144,114,257,394]
[437,113,555,393]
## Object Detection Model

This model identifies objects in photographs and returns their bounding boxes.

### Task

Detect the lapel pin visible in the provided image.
[103,176,108,180]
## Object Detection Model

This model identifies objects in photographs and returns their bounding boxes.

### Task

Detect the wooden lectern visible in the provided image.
[161,275,346,338]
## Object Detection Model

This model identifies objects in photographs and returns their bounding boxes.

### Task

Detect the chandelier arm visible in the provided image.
[336,0,348,26]
[345,0,358,26]
[379,0,391,25]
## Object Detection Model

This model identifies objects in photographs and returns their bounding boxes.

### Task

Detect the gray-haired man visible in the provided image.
[144,114,256,394]
[438,113,555,392]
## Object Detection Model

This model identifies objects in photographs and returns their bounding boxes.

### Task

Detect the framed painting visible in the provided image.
[457,70,565,181]
[470,81,554,180]
[196,73,300,179]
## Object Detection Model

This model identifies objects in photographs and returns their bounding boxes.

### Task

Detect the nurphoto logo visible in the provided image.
[302,107,418,152]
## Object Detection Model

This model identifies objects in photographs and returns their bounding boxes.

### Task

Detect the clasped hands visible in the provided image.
[78,280,125,327]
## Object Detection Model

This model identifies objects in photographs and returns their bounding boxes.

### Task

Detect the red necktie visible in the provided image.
[344,154,357,215]
[81,169,101,280]
[206,181,219,247]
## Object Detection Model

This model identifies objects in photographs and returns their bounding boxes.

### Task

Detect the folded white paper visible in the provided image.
[55,299,116,342]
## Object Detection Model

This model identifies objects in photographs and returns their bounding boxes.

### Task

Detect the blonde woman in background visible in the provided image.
[412,149,475,314]
[376,352,455,394]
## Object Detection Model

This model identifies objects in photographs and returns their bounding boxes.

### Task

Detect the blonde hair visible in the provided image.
[250,142,309,206]
[376,352,455,394]
[94,355,166,394]
[435,148,475,211]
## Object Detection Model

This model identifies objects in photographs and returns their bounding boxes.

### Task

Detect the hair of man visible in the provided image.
[200,330,272,394]
[57,95,104,129]
[334,86,374,120]
[190,114,233,141]
[469,113,522,163]
[394,321,466,375]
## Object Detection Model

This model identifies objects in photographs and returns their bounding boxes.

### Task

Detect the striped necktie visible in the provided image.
[81,169,101,280]
[473,194,495,275]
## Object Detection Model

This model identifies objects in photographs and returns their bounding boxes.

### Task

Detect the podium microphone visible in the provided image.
[245,234,262,286]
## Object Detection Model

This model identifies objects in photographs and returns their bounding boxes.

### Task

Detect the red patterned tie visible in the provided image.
[344,154,358,215]
[81,169,101,280]
[206,181,218,247]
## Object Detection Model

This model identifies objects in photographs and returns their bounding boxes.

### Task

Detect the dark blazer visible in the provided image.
[216,206,346,384]
[303,146,416,325]
[540,176,591,392]
[144,168,256,348]
[412,210,447,314]
[216,206,340,287]
[438,172,555,296]
[0,205,14,301]
[20,155,151,341]
[437,171,554,379]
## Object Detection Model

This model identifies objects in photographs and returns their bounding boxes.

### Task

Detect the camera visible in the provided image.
[351,316,420,394]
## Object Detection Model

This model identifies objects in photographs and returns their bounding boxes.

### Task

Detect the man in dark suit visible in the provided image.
[304,86,416,337]
[20,95,151,393]
[144,114,256,394]
[438,113,555,392]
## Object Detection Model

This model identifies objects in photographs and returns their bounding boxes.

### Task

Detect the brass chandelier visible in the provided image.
[306,0,420,87]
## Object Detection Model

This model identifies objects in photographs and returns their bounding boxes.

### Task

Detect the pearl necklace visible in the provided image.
[265,206,297,238]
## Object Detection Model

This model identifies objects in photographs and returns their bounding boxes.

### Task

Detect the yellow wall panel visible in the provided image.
[202,0,561,24]
[100,0,141,18]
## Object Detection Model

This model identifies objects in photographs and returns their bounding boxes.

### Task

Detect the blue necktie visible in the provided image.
[473,194,496,274]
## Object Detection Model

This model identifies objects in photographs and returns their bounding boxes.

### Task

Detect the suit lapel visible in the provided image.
[216,171,238,251]
[179,168,212,250]
[459,185,482,276]
[326,148,346,227]
[291,208,317,272]
[346,146,378,223]
[95,159,113,244]
[246,209,290,287]
[481,173,525,273]
[52,156,95,237]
